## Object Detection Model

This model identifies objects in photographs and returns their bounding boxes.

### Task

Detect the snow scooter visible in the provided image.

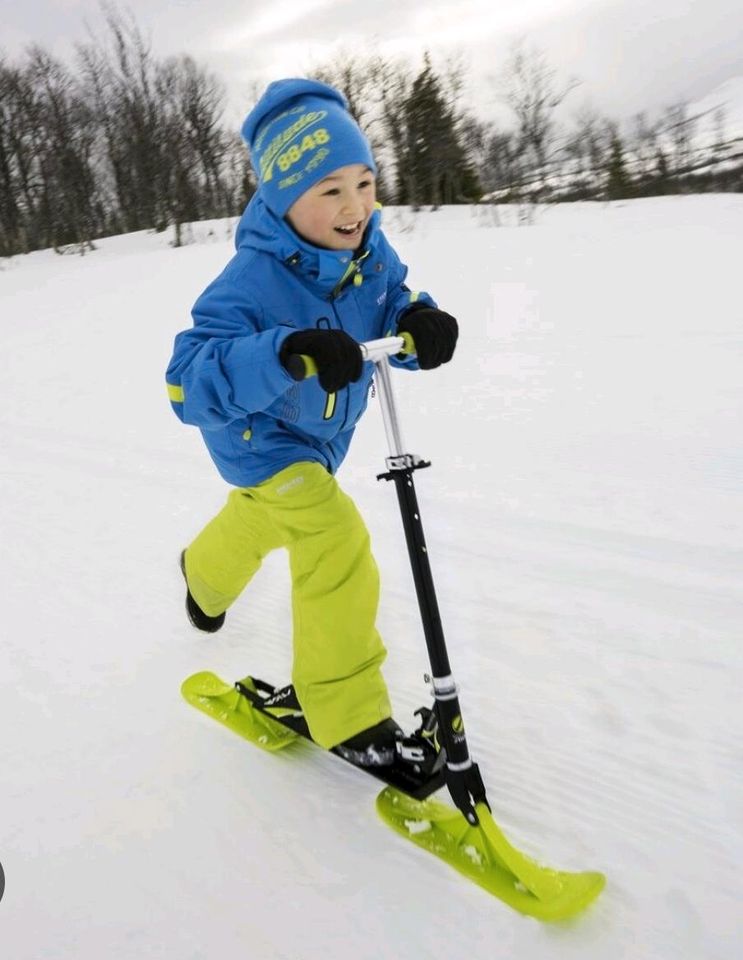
[181,335,605,920]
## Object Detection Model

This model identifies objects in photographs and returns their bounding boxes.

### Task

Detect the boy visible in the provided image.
[166,78,458,766]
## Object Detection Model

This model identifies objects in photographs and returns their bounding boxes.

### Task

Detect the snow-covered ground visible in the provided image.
[1,196,742,959]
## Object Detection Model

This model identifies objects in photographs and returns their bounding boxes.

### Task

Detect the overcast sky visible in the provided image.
[4,0,743,129]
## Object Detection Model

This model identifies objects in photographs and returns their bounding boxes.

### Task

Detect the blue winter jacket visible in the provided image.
[166,194,436,487]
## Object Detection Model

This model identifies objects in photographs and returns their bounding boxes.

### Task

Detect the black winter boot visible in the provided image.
[180,551,225,633]
[334,718,403,767]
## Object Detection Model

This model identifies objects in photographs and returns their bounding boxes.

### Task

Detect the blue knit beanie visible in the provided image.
[241,78,377,217]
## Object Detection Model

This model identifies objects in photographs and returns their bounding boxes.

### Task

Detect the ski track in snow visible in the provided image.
[1,197,742,959]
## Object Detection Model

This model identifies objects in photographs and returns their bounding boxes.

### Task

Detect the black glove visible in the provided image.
[280,328,363,392]
[397,306,459,370]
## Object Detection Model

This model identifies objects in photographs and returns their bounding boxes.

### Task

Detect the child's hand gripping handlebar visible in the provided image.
[285,333,416,382]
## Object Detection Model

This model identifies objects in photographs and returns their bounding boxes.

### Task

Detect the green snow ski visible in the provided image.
[181,672,297,751]
[181,670,446,798]
[376,787,605,921]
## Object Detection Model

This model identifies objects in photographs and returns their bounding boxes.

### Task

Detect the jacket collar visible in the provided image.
[235,191,382,296]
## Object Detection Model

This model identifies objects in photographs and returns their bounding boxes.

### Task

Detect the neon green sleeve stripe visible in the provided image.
[167,383,184,403]
[409,291,421,302]
[323,392,336,420]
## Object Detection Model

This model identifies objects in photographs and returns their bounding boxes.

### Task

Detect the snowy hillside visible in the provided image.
[690,75,743,140]
[1,196,742,958]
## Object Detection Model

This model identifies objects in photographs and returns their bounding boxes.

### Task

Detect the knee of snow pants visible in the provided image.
[184,461,391,749]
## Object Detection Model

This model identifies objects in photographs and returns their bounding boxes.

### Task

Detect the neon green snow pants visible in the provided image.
[183,462,391,748]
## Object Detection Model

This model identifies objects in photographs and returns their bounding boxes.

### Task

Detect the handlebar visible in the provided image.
[285,333,415,382]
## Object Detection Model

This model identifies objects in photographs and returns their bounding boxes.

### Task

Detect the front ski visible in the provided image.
[181,671,446,800]
[376,788,605,921]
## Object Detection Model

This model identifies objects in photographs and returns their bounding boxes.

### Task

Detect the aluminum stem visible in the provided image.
[373,356,406,459]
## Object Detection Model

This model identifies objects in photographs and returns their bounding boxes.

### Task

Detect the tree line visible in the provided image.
[1,12,741,257]
[0,11,250,256]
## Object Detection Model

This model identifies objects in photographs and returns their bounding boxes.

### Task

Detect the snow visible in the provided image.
[2,196,742,958]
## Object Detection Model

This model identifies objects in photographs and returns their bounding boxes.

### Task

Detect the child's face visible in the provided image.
[285,163,376,251]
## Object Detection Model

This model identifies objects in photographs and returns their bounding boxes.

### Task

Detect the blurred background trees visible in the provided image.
[1,10,741,256]
[0,8,250,256]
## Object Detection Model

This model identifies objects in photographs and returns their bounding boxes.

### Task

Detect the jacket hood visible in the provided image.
[235,192,382,294]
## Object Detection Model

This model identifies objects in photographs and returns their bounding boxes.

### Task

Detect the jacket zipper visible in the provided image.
[330,250,369,300]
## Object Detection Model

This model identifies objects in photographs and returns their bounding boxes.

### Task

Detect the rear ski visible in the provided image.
[181,670,446,800]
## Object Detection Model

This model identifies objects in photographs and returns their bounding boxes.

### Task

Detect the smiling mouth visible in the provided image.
[334,221,363,236]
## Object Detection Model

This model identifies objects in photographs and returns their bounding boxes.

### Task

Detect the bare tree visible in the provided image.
[0,56,50,253]
[77,6,235,244]
[310,49,385,132]
[174,56,228,211]
[27,47,99,252]
[496,40,580,196]
[155,54,230,244]
[458,115,490,187]
[0,48,99,255]
[309,49,395,196]
[630,111,661,183]
[0,58,27,254]
[485,130,527,201]
[663,101,697,178]
[558,105,607,198]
